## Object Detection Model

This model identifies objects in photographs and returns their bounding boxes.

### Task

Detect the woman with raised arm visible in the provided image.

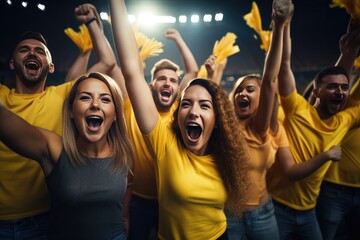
[225,1,342,239]
[0,72,134,240]
[109,0,249,239]
[225,1,292,239]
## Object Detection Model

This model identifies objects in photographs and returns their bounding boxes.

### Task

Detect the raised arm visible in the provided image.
[301,19,360,102]
[254,0,292,135]
[79,4,117,75]
[213,58,228,85]
[302,79,316,104]
[110,0,158,134]
[65,50,91,82]
[164,28,199,92]
[0,102,61,175]
[108,65,127,99]
[278,3,296,97]
[204,55,216,81]
[335,18,360,80]
[203,55,228,85]
[65,4,117,82]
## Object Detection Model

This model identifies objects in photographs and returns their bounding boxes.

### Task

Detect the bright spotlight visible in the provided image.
[128,15,136,24]
[215,13,223,21]
[191,15,199,23]
[155,16,176,24]
[100,12,108,21]
[138,13,155,26]
[179,15,187,23]
[37,3,45,11]
[22,1,28,7]
[203,14,212,22]
[7,0,12,5]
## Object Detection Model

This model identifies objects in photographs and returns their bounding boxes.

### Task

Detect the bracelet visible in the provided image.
[85,16,97,26]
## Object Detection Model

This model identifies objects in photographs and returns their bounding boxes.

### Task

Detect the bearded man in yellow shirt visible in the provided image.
[267,16,360,240]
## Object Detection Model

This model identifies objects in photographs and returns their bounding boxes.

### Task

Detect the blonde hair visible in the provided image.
[62,72,134,172]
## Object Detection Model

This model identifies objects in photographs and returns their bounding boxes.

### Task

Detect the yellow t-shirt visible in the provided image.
[0,82,74,220]
[145,119,227,240]
[324,80,360,187]
[267,90,360,210]
[277,95,285,123]
[124,98,177,199]
[241,120,288,205]
[324,127,360,187]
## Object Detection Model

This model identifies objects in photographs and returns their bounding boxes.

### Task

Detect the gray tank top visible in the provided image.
[46,149,127,240]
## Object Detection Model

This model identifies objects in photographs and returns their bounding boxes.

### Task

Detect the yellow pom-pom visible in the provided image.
[140,38,164,60]
[132,24,149,48]
[197,65,208,78]
[244,2,263,34]
[212,32,240,63]
[64,24,93,52]
[330,0,360,21]
[259,30,272,52]
[198,32,240,78]
[354,56,360,68]
[244,1,272,53]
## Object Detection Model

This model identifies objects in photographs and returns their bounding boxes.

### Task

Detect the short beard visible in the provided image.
[152,89,177,111]
[14,61,49,88]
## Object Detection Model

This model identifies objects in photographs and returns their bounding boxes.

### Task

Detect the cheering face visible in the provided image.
[71,78,116,144]
[150,69,179,111]
[315,74,349,117]
[10,39,54,87]
[233,78,260,120]
[178,85,216,156]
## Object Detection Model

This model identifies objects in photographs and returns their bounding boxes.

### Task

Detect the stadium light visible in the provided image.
[128,14,136,24]
[154,16,176,24]
[214,13,223,21]
[203,14,212,22]
[138,13,155,26]
[191,15,199,23]
[179,15,187,23]
[37,3,45,11]
[100,12,108,21]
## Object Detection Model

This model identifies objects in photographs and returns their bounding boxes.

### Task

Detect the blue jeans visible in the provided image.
[0,212,49,240]
[316,181,360,240]
[128,195,158,240]
[226,198,279,240]
[273,200,322,240]
[110,231,125,240]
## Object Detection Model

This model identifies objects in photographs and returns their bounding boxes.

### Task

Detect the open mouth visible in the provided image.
[330,99,343,105]
[25,60,40,70]
[238,100,249,108]
[86,116,104,131]
[186,123,202,141]
[161,90,171,98]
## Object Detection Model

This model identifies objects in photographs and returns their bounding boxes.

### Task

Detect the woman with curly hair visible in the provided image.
[109,0,249,239]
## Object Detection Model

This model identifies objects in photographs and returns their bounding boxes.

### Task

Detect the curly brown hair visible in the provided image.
[171,78,250,216]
